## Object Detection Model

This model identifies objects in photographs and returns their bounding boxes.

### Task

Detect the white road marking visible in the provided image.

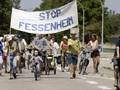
[57,66,113,80]
[80,76,87,80]
[56,66,61,71]
[98,86,112,90]
[86,80,98,85]
[83,75,114,81]
[57,66,113,90]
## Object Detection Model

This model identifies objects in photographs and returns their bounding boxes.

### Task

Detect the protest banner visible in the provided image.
[10,0,78,34]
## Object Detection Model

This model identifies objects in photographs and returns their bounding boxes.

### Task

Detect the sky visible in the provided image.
[20,0,120,13]
[20,0,42,10]
[105,0,120,13]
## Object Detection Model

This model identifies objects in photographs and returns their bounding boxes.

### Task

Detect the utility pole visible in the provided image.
[100,0,104,52]
[82,8,85,45]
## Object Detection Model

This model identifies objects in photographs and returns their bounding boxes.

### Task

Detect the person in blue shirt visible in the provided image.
[0,40,3,76]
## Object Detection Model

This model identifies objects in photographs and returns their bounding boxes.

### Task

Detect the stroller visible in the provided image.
[42,49,56,75]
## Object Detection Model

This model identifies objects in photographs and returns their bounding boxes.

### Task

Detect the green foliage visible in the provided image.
[0,0,20,35]
[12,0,21,9]
[0,0,120,43]
[35,0,106,41]
[108,14,120,34]
[0,0,12,35]
[105,13,120,42]
[34,0,73,43]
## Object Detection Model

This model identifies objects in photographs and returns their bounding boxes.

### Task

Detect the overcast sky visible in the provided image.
[20,0,120,13]
[20,0,42,10]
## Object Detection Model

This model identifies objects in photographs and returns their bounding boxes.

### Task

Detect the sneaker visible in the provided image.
[82,72,88,75]
[5,71,8,73]
[70,77,74,79]
[13,73,17,79]
[73,74,76,78]
[66,69,69,72]
[114,80,118,88]
[9,77,13,80]
[35,78,37,81]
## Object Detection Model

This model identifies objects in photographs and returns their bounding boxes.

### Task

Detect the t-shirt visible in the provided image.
[52,42,60,57]
[9,41,17,54]
[60,41,68,52]
[32,37,49,51]
[89,40,98,50]
[0,41,3,56]
[68,39,81,54]
[31,56,43,65]
[41,38,49,51]
[18,39,27,52]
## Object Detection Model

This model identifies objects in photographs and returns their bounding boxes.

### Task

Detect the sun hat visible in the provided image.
[63,36,68,39]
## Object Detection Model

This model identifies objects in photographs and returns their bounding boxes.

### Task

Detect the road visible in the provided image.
[0,67,114,90]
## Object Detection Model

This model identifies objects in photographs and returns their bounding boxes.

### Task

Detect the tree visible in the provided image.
[12,0,21,9]
[34,0,108,42]
[0,0,12,35]
[0,0,21,35]
[34,0,73,42]
[35,0,120,43]
[109,14,120,34]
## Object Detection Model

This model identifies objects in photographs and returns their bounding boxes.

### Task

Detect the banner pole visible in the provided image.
[9,0,13,35]
[9,27,11,34]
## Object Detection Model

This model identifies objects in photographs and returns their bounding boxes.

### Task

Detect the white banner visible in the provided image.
[10,0,78,34]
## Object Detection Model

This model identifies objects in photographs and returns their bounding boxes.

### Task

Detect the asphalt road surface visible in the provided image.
[0,68,114,90]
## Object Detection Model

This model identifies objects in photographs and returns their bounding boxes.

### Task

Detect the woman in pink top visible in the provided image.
[89,34,100,73]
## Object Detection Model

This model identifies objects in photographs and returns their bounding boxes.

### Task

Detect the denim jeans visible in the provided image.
[9,53,16,72]
[67,53,78,65]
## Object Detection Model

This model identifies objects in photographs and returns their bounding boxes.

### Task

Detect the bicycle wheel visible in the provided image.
[45,61,48,75]
[27,60,30,70]
[81,63,85,75]
[81,59,89,75]
[54,63,56,75]
[79,59,84,74]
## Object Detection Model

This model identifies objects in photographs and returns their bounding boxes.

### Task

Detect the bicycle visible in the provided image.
[41,51,49,75]
[78,48,91,75]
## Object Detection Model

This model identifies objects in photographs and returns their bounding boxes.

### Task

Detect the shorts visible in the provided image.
[113,58,120,70]
[91,49,100,58]
[67,53,78,65]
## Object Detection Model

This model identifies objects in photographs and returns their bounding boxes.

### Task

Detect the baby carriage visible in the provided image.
[41,48,56,75]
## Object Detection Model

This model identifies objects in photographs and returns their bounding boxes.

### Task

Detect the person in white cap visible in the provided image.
[60,35,69,72]
[6,36,18,79]
[67,31,81,79]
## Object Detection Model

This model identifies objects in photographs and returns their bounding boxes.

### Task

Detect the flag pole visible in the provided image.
[9,0,13,35]
[9,27,11,34]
